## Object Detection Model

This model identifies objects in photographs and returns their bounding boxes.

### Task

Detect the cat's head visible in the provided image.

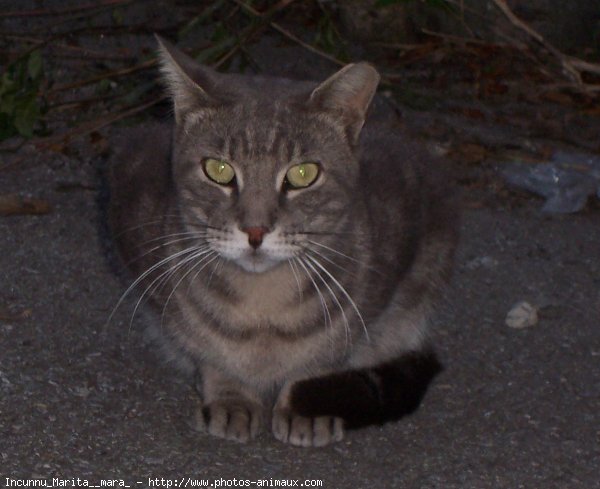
[157,36,379,273]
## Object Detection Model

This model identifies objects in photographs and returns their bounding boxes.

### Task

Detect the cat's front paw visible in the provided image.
[272,409,344,447]
[196,400,263,443]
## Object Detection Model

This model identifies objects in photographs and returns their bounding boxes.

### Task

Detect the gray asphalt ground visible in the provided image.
[1,7,599,487]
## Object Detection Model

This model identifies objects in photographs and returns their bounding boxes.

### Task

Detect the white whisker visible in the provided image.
[306,239,363,264]
[127,234,210,266]
[306,239,382,276]
[128,247,213,334]
[138,231,210,247]
[304,245,354,276]
[112,216,213,238]
[107,245,206,328]
[206,256,223,289]
[300,256,351,350]
[305,253,370,342]
[160,251,219,327]
[294,257,333,340]
[111,218,169,239]
[287,258,303,300]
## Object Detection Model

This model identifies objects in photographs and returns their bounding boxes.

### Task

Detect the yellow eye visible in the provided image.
[204,158,235,185]
[285,162,320,189]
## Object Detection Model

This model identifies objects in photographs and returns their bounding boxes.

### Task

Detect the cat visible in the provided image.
[106,36,458,447]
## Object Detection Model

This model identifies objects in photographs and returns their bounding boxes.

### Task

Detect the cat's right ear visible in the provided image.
[155,35,219,124]
[309,62,380,143]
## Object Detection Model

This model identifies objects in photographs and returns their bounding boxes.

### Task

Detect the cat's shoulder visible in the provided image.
[359,120,454,206]
[109,121,172,178]
[111,121,171,158]
[359,121,435,174]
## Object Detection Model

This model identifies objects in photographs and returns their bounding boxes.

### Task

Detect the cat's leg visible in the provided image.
[195,365,264,443]
[272,380,344,447]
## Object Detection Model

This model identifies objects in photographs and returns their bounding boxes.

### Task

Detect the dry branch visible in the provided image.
[232,0,345,66]
[48,59,157,94]
[0,0,133,18]
[0,98,164,172]
[3,34,134,60]
[490,0,600,91]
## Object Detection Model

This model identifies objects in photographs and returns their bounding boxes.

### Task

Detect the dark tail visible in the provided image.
[290,348,442,429]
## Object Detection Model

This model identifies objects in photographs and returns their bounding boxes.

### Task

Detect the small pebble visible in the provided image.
[506,301,538,329]
[466,256,498,270]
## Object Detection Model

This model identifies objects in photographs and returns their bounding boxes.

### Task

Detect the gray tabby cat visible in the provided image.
[107,36,458,447]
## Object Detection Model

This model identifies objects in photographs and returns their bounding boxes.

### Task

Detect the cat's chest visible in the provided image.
[234,273,299,321]
[204,265,313,328]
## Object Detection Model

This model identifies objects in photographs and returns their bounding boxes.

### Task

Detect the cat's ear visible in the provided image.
[155,35,219,124]
[309,62,380,142]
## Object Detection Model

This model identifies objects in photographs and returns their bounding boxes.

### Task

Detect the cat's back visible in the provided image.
[108,122,173,268]
[357,122,458,293]
[109,122,171,186]
[359,121,455,223]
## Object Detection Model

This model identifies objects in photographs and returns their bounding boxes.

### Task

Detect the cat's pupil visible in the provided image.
[218,163,226,173]
[298,165,306,178]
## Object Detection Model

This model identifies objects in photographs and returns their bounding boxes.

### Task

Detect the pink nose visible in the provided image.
[242,226,269,249]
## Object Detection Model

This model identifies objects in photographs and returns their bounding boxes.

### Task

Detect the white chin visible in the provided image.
[234,254,281,273]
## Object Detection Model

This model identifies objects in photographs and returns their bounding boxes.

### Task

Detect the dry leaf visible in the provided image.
[582,106,600,116]
[456,108,486,120]
[483,80,509,96]
[542,91,574,105]
[0,194,51,216]
[0,307,32,321]
[451,143,488,165]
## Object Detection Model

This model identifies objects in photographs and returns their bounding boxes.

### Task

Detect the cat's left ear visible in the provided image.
[309,62,380,143]
[155,35,220,124]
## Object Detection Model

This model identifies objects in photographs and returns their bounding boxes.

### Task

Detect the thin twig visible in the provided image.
[271,0,298,10]
[491,0,600,90]
[0,0,133,18]
[232,0,345,66]
[368,41,436,51]
[541,83,600,94]
[421,29,510,48]
[271,23,344,66]
[3,39,47,72]
[1,30,252,172]
[0,139,26,153]
[3,34,134,60]
[443,0,495,23]
[47,94,121,111]
[33,0,144,33]
[569,57,600,77]
[0,97,165,173]
[46,97,165,141]
[48,59,157,94]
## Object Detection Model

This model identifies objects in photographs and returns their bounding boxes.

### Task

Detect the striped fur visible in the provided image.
[107,37,458,446]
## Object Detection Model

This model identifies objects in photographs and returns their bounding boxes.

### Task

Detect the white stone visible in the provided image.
[506,301,538,329]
